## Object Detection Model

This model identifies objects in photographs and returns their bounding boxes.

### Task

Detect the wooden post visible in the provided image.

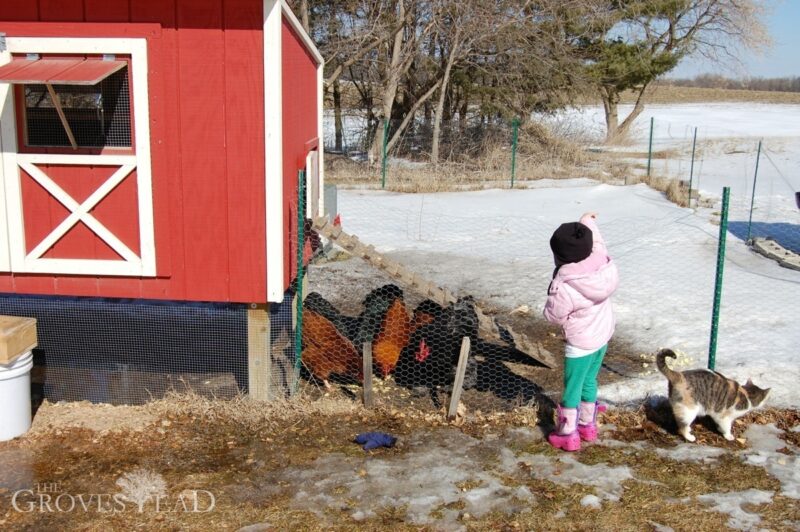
[247,304,271,401]
[0,316,37,364]
[45,84,78,150]
[362,342,373,408]
[447,336,471,419]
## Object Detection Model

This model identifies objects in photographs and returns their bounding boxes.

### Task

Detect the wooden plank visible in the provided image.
[45,84,78,149]
[39,0,84,22]
[131,0,182,300]
[224,0,266,303]
[0,315,37,364]
[84,0,131,22]
[176,0,230,301]
[0,0,39,20]
[447,336,470,419]
[247,304,271,401]
[362,342,373,408]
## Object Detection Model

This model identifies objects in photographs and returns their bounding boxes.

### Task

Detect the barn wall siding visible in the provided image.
[281,17,318,284]
[0,0,276,303]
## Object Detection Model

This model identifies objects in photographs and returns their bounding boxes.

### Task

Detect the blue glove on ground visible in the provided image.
[354,432,397,450]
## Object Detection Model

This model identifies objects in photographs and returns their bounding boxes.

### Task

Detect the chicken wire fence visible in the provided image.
[295,179,799,412]
[0,295,249,406]
[629,116,799,253]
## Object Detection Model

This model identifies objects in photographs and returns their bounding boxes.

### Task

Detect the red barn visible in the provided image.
[0,0,323,305]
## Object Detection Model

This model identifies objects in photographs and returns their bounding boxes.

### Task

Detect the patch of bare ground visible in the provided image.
[1,397,797,531]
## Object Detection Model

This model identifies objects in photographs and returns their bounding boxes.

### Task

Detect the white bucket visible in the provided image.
[0,351,33,441]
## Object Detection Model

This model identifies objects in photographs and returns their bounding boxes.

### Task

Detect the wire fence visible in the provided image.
[298,105,799,411]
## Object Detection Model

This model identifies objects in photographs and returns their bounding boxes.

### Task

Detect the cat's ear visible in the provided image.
[746,378,753,386]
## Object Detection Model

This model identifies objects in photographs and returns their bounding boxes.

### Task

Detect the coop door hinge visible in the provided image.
[0,34,6,53]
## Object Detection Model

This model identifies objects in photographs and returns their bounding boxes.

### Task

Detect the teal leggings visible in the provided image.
[561,345,607,408]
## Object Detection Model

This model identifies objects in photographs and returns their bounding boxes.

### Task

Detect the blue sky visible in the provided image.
[671,1,800,78]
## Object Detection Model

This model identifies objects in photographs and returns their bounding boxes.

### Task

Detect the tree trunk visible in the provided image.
[387,79,442,153]
[299,0,310,34]
[601,86,620,143]
[370,0,406,165]
[616,83,650,139]
[333,79,343,152]
[431,28,461,165]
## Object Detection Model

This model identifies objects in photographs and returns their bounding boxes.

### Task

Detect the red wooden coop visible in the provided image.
[0,0,323,305]
[0,0,325,402]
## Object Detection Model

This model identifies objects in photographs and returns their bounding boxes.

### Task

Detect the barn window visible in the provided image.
[0,55,131,150]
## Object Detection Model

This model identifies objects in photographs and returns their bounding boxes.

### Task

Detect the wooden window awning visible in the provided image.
[0,58,126,85]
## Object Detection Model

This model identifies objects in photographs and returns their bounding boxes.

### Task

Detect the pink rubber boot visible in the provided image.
[548,406,580,452]
[577,401,607,442]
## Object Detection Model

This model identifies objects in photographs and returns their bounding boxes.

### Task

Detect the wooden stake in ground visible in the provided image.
[447,337,471,420]
[362,342,374,408]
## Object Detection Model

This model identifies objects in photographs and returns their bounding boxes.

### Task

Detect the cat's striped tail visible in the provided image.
[656,349,680,383]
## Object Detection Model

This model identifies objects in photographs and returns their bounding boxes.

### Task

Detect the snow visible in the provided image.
[653,443,727,463]
[511,453,634,502]
[334,178,799,407]
[580,494,602,509]
[550,104,800,223]
[273,422,796,528]
[696,489,773,531]
[742,424,800,499]
[282,429,534,528]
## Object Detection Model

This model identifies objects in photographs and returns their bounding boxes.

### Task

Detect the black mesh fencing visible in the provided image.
[0,294,248,405]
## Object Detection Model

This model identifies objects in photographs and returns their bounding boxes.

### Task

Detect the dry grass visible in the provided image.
[3,396,798,531]
[622,84,800,105]
[634,173,690,207]
[326,122,605,193]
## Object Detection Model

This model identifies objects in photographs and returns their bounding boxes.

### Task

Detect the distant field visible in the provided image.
[620,84,800,104]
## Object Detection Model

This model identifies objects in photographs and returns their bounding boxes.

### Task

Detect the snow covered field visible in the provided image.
[331,103,800,409]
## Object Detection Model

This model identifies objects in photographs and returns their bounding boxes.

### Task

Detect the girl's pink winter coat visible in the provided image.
[543,215,619,351]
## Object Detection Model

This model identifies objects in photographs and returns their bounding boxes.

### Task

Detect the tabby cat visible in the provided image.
[656,349,770,442]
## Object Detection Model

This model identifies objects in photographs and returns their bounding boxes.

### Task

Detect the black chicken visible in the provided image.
[394,296,479,391]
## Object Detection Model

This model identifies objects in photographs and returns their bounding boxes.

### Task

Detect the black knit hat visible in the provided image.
[550,222,593,270]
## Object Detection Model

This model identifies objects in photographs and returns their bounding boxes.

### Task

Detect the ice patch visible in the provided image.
[696,489,772,531]
[280,429,534,527]
[647,522,675,532]
[654,443,726,463]
[515,453,634,502]
[580,494,602,509]
[742,424,800,499]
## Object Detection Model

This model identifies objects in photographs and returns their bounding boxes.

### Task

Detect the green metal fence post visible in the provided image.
[294,169,306,393]
[688,127,697,207]
[381,119,389,189]
[746,140,762,242]
[708,186,730,371]
[646,117,654,177]
[510,118,520,188]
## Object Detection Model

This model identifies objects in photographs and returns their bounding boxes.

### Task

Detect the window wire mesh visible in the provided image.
[0,295,250,406]
[24,66,131,148]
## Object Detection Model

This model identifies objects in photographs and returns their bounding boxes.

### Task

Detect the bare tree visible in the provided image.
[580,0,772,142]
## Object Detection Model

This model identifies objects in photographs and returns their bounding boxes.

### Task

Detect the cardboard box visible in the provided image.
[0,316,37,364]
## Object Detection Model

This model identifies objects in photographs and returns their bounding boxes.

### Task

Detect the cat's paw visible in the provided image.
[683,433,696,443]
[723,433,735,441]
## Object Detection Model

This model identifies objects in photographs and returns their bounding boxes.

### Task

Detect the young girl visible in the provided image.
[544,212,619,452]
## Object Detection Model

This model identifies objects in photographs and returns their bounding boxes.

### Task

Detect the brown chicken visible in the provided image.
[371,297,412,378]
[301,309,362,389]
